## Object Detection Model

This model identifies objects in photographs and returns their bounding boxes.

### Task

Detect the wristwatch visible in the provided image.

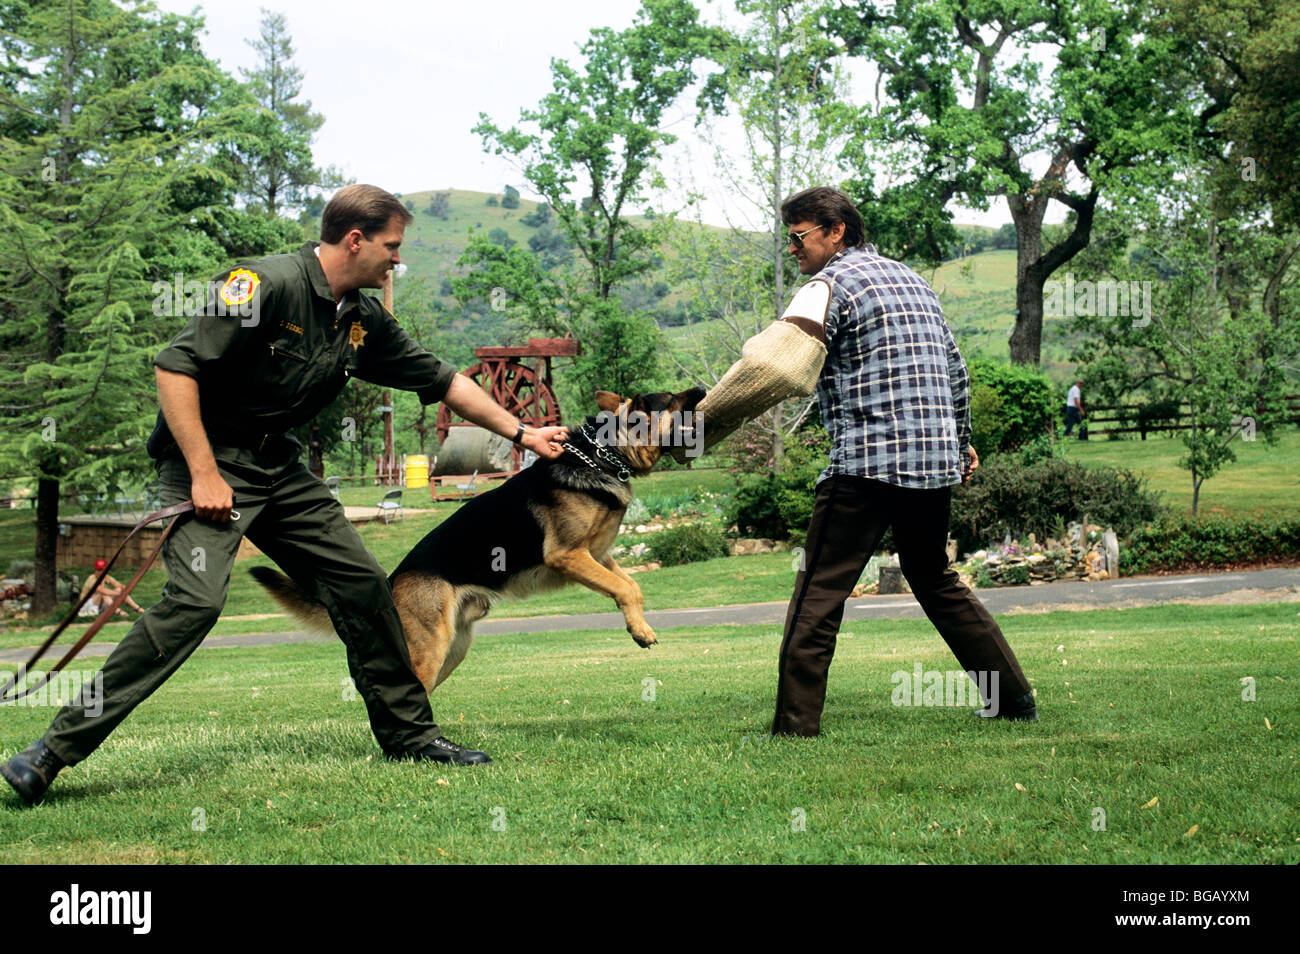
[511,422,526,445]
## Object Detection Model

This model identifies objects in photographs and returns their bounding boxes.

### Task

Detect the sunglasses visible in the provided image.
[786,225,824,249]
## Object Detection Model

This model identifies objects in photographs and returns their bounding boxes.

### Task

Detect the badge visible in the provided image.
[219,268,260,307]
[348,321,368,351]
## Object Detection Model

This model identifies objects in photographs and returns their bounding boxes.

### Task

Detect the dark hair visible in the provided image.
[320,184,414,244]
[780,187,866,248]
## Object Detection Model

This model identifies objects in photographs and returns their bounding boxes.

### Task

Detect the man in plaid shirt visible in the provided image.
[770,187,1036,735]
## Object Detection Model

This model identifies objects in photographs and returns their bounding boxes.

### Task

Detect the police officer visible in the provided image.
[3,185,568,805]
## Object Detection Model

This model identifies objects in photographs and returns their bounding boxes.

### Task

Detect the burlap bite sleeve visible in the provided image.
[669,280,831,462]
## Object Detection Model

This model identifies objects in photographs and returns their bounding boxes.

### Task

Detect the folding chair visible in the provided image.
[377,488,403,524]
[455,470,479,502]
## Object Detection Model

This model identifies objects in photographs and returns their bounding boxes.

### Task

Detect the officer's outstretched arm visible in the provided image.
[156,368,234,522]
[443,373,568,460]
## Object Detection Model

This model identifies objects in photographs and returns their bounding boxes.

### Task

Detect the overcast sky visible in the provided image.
[155,0,1026,228]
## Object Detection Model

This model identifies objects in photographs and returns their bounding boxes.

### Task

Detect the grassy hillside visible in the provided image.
[369,188,1072,380]
[387,188,545,284]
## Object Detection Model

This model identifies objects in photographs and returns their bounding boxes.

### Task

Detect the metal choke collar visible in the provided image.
[562,423,632,482]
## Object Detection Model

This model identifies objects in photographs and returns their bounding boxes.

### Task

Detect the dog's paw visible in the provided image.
[630,626,658,648]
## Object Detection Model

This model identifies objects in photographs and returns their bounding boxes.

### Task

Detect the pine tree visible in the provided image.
[0,0,239,613]
[231,9,334,215]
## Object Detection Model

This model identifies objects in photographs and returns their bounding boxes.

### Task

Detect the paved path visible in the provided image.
[3,567,1297,664]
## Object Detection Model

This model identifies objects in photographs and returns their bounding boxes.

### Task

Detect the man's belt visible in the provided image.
[204,429,298,454]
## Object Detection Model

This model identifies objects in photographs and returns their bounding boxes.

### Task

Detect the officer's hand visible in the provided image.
[961,445,979,485]
[525,426,569,460]
[191,470,235,523]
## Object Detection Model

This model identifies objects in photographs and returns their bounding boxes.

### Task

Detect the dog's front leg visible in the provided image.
[601,556,657,645]
[545,549,657,647]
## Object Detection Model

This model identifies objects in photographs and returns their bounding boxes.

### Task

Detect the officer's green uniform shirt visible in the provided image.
[149,242,458,453]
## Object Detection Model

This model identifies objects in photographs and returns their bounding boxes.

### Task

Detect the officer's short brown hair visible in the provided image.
[321,184,414,244]
[780,187,867,248]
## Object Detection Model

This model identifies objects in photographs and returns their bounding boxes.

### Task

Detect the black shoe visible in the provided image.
[2,739,66,806]
[390,736,492,766]
[972,691,1039,722]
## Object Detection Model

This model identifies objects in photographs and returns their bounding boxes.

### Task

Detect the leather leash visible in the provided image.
[0,500,199,703]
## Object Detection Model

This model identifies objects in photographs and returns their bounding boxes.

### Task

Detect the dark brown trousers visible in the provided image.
[771,474,1032,736]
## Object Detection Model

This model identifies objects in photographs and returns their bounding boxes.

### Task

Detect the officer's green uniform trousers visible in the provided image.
[43,445,442,763]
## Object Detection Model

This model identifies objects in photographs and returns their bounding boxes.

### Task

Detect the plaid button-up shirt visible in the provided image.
[809,244,970,489]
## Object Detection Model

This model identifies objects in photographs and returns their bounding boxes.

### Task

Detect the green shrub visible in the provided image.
[636,490,712,520]
[970,384,1008,459]
[968,361,1056,452]
[951,457,1166,552]
[726,424,831,543]
[1001,564,1030,585]
[1122,517,1300,574]
[728,472,785,538]
[623,498,650,525]
[1015,430,1063,466]
[648,522,730,567]
[774,426,830,545]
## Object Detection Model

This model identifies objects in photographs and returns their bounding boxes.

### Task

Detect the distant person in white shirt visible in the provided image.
[1065,380,1086,438]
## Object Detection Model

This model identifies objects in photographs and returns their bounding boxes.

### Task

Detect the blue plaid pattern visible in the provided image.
[812,245,970,489]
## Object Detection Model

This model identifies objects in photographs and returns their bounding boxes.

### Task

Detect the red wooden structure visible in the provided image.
[435,335,580,472]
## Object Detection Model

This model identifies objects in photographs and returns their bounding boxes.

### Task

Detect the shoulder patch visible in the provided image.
[363,293,398,324]
[219,268,260,308]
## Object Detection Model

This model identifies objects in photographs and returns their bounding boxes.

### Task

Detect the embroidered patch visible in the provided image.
[348,321,367,351]
[280,321,304,335]
[219,269,260,307]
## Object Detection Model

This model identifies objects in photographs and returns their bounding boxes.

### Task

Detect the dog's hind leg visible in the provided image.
[392,574,456,694]
[434,594,489,688]
[546,549,657,648]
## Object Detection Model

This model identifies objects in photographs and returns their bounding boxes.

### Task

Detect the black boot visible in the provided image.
[973,690,1039,722]
[388,736,491,766]
[2,739,66,806]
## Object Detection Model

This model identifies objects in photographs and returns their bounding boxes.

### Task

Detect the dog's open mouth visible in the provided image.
[592,386,708,466]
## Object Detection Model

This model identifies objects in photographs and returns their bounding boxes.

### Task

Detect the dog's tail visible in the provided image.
[249,566,334,634]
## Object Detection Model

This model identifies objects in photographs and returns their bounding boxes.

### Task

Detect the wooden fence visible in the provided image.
[1082,395,1300,439]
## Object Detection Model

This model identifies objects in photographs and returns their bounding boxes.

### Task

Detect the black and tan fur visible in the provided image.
[251,387,705,694]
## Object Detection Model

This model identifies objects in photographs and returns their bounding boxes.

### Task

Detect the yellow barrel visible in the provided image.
[405,454,429,488]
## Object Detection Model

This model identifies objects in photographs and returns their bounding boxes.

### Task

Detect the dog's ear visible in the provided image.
[640,391,674,413]
[677,387,706,411]
[595,390,623,413]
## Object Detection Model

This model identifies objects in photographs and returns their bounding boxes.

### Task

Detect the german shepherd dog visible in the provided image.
[251,387,705,695]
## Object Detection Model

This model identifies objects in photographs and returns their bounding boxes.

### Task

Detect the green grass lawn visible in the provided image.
[1062,427,1300,519]
[1,602,1295,863]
